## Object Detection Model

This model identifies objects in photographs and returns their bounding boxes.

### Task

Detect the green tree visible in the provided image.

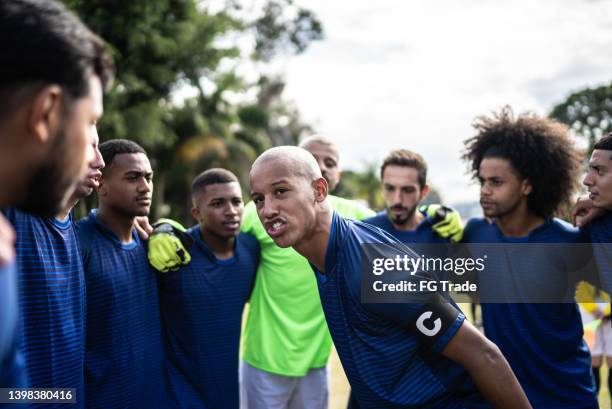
[550,82,612,151]
[63,0,323,223]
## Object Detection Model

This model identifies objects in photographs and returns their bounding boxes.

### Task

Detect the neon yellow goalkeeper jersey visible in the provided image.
[241,195,374,376]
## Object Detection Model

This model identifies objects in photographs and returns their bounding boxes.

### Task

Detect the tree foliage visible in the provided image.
[63,0,323,223]
[550,82,612,151]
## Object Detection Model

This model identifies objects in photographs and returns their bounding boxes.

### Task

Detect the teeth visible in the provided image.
[273,222,282,230]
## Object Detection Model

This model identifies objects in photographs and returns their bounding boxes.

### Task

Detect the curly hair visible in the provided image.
[462,106,583,218]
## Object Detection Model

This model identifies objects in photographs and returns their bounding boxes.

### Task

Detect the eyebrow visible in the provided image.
[125,170,153,177]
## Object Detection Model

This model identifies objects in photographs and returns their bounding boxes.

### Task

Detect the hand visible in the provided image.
[148,219,194,272]
[0,213,15,266]
[134,216,154,240]
[571,195,605,227]
[421,204,464,243]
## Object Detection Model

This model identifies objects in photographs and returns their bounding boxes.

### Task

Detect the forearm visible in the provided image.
[465,341,531,409]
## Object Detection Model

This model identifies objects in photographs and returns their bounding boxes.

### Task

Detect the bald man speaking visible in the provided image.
[249,146,532,409]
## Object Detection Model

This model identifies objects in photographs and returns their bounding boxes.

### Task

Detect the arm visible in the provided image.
[442,320,531,409]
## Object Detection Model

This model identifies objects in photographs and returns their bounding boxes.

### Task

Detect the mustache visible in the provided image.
[390,205,408,211]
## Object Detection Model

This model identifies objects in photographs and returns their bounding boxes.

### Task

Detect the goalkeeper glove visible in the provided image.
[420,204,464,243]
[148,218,194,272]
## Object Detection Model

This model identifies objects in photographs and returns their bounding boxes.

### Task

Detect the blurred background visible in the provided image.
[65,0,612,224]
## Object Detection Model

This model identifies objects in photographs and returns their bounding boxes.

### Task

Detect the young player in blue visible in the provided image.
[249,146,531,409]
[75,140,165,409]
[157,169,259,409]
[461,107,597,409]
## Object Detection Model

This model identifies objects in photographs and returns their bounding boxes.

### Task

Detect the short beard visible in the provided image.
[388,205,418,226]
[18,130,75,218]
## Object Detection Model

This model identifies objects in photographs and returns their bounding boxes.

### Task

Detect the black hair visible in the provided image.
[593,133,612,152]
[0,0,114,118]
[462,106,582,218]
[99,139,146,169]
[191,168,239,197]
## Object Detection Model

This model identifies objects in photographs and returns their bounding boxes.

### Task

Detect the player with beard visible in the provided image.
[461,107,597,409]
[158,169,259,409]
[0,0,114,397]
[364,149,458,243]
[75,140,165,408]
[249,146,531,409]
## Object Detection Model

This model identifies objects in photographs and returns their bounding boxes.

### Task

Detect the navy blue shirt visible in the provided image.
[0,260,26,389]
[75,212,166,409]
[585,211,612,294]
[5,209,85,408]
[463,217,596,409]
[363,210,449,244]
[158,226,259,409]
[314,212,489,409]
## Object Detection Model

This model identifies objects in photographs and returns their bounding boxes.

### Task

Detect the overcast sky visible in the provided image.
[273,0,612,205]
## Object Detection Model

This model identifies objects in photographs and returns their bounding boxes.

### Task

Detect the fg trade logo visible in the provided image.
[416,311,442,337]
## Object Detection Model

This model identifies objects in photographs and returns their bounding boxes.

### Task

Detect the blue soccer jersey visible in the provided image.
[0,260,26,389]
[75,211,166,409]
[314,211,489,409]
[158,226,259,409]
[463,218,597,409]
[363,210,449,244]
[5,208,85,408]
[585,211,612,294]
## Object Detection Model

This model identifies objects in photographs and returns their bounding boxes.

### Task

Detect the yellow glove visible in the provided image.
[420,204,464,243]
[148,218,194,272]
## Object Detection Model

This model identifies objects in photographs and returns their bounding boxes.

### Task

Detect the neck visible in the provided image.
[97,206,135,244]
[495,203,545,237]
[200,227,235,260]
[391,209,424,231]
[55,194,80,221]
[294,201,333,272]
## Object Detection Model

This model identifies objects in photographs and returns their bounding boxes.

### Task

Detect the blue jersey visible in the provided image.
[463,218,596,409]
[0,261,26,389]
[584,211,612,294]
[6,209,85,407]
[315,212,489,409]
[363,210,449,244]
[75,212,166,409]
[5,209,85,408]
[158,226,259,409]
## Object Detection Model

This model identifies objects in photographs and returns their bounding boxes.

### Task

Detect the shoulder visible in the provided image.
[237,232,260,255]
[362,211,387,227]
[329,195,375,220]
[462,217,493,241]
[545,218,586,243]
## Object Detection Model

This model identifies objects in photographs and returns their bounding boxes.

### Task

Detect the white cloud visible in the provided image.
[281,0,612,204]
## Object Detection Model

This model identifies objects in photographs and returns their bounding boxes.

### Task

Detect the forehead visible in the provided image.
[590,149,612,164]
[251,160,303,189]
[200,182,242,198]
[76,75,104,118]
[382,165,420,185]
[478,157,516,177]
[303,142,339,161]
[110,152,151,171]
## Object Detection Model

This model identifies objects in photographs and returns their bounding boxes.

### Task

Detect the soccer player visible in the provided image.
[364,149,458,243]
[158,168,259,409]
[0,0,114,397]
[249,146,531,409]
[75,140,165,408]
[240,136,374,409]
[461,107,598,409]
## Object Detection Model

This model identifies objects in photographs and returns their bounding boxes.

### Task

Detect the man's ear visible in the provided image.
[28,85,63,144]
[521,179,533,196]
[190,207,201,223]
[419,184,430,202]
[313,177,328,202]
[97,176,109,197]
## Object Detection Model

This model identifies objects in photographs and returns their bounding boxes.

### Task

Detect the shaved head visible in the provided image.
[251,146,322,183]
